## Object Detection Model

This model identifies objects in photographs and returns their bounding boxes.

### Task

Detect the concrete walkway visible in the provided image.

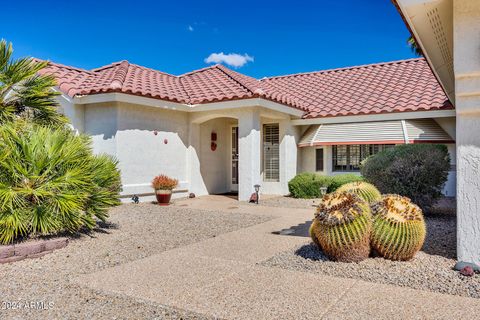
[75,196,480,319]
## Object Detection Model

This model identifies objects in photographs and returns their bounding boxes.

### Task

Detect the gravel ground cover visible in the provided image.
[0,203,270,319]
[261,213,480,299]
[247,196,320,209]
[256,196,456,214]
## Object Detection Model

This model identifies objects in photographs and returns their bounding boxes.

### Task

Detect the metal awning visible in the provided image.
[298,119,454,147]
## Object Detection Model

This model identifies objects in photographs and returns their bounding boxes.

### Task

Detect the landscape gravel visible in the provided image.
[0,203,270,319]
[261,213,480,299]
[246,196,321,209]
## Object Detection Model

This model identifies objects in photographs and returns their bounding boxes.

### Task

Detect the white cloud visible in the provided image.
[204,52,254,68]
[188,25,194,32]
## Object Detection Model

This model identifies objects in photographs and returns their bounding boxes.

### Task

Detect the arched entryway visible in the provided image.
[197,116,239,195]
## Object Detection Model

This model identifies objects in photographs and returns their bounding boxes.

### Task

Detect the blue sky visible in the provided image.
[1,0,414,78]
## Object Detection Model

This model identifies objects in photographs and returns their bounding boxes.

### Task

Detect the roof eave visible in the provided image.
[392,0,455,104]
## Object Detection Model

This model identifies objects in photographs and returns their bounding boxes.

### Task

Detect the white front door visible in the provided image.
[230,126,239,192]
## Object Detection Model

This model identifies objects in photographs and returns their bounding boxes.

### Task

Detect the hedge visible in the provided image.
[288,173,363,198]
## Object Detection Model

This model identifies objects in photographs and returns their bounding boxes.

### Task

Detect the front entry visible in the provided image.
[230,126,239,192]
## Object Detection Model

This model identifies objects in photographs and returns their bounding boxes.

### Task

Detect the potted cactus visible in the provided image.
[151,174,178,205]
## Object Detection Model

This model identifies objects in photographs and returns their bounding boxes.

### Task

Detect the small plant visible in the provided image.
[151,175,178,191]
[310,191,372,262]
[370,194,426,261]
[152,174,178,205]
[336,181,381,203]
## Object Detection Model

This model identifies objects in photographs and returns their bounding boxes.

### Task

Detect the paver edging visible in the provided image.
[0,237,68,264]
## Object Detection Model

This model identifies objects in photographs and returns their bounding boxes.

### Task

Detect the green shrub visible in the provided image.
[327,174,363,193]
[288,173,330,198]
[0,122,121,244]
[360,144,450,211]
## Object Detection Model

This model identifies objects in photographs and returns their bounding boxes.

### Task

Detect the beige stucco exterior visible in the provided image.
[396,0,480,265]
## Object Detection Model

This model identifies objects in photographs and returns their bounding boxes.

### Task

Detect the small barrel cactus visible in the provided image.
[310,191,372,262]
[336,181,381,203]
[371,194,426,261]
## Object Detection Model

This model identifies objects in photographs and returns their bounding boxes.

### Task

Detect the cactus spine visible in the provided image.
[310,191,372,262]
[336,181,381,203]
[371,194,426,261]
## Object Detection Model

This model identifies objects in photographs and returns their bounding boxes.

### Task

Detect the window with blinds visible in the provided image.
[332,144,394,172]
[263,123,280,182]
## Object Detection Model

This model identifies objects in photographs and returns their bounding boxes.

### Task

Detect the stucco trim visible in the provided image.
[291,110,456,125]
[73,93,191,111]
[72,93,304,117]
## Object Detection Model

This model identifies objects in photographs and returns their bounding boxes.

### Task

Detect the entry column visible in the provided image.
[238,109,261,201]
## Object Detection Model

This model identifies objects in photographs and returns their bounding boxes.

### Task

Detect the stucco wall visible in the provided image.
[84,102,190,199]
[116,102,189,193]
[58,97,85,133]
[84,103,118,157]
[454,0,480,265]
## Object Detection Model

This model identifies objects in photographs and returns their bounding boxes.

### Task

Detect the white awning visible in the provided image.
[298,119,454,147]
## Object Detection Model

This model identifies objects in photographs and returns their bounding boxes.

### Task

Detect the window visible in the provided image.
[315,148,324,171]
[263,123,279,181]
[332,144,394,172]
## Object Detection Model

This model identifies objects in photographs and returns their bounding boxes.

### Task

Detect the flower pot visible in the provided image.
[155,190,172,205]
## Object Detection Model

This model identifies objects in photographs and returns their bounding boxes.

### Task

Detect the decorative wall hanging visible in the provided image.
[211,131,217,151]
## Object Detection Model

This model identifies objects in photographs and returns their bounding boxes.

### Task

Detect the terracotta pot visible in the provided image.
[155,189,172,205]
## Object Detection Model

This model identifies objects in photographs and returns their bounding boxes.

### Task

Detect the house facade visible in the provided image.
[394,0,480,266]
[41,57,455,203]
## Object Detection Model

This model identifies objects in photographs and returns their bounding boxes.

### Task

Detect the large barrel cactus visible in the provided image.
[336,181,381,203]
[310,192,372,262]
[371,194,426,261]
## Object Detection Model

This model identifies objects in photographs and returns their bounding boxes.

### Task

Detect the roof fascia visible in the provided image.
[73,92,190,111]
[73,93,304,117]
[291,109,455,126]
[189,98,304,117]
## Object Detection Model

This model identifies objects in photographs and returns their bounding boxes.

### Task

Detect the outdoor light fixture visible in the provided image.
[319,186,328,196]
[254,184,261,204]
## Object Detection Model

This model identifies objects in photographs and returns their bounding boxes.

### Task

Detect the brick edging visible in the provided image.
[0,237,68,264]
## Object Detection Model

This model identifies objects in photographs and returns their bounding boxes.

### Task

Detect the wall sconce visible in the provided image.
[254,184,261,204]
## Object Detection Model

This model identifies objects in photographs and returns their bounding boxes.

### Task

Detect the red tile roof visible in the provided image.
[39,57,452,119]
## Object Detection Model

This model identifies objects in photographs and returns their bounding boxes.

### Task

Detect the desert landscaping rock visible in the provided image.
[0,203,270,319]
[261,214,480,299]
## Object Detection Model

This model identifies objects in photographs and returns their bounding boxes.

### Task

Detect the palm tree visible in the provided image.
[407,36,423,57]
[0,39,67,126]
[0,122,121,244]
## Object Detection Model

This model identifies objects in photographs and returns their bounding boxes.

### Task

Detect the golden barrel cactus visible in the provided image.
[371,194,426,261]
[336,181,381,203]
[310,192,372,262]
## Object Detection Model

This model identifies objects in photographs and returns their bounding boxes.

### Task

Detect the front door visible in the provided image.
[231,126,239,192]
